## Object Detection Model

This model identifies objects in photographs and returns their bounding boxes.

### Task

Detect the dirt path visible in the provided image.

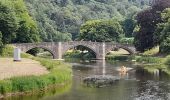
[0,58,49,80]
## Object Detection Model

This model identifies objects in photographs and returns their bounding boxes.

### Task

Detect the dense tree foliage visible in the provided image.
[78,19,123,42]
[0,0,40,47]
[0,2,18,45]
[25,0,151,41]
[134,0,170,52]
[0,0,41,55]
[154,8,170,53]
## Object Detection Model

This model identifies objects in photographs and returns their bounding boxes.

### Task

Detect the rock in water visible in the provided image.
[83,75,120,88]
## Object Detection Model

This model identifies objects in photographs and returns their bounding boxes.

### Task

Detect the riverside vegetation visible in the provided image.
[1,0,170,97]
[64,46,170,75]
[0,45,72,97]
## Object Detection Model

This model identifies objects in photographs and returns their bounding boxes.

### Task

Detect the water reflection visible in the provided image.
[6,60,170,100]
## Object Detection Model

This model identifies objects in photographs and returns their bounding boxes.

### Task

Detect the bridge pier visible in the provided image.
[96,42,106,60]
[13,42,136,60]
[52,42,64,60]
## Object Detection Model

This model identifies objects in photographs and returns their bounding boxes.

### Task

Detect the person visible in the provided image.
[120,66,127,73]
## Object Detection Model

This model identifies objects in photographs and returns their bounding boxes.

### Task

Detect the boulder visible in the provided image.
[83,75,120,88]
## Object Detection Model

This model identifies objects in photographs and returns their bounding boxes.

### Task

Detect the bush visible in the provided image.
[120,38,134,44]
[0,58,72,95]
[64,50,95,59]
[164,55,170,66]
[143,46,159,56]
[160,38,170,54]
[135,56,163,64]
[0,45,13,57]
[106,55,135,61]
[0,80,12,94]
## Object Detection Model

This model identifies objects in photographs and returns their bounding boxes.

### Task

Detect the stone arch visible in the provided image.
[25,46,55,59]
[62,44,97,58]
[105,45,134,55]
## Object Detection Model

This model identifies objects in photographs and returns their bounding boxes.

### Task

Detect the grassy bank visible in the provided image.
[106,55,135,61]
[64,50,95,60]
[105,54,170,75]
[0,45,72,97]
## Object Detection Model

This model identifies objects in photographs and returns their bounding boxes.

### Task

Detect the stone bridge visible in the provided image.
[13,41,136,60]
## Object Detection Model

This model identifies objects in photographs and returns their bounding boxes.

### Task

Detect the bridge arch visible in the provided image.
[25,46,55,59]
[62,44,97,58]
[13,42,136,60]
[105,45,135,55]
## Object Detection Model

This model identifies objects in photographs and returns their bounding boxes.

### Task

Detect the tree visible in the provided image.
[14,21,40,43]
[0,0,41,54]
[25,0,150,41]
[134,0,170,52]
[78,19,123,42]
[0,32,3,47]
[0,2,18,45]
[155,8,170,53]
[122,19,136,37]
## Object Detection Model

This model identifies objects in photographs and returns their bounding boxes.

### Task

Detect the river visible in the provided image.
[8,60,170,100]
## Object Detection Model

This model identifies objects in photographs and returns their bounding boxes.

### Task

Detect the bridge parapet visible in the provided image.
[12,41,136,60]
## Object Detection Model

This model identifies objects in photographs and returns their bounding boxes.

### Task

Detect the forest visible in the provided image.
[0,0,170,54]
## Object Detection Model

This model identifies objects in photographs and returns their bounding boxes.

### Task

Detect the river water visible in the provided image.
[9,60,170,100]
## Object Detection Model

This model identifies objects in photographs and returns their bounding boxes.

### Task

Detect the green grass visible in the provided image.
[0,56,72,95]
[0,45,72,95]
[164,55,170,66]
[135,56,164,64]
[0,45,13,57]
[143,46,159,56]
[64,50,95,59]
[106,55,135,61]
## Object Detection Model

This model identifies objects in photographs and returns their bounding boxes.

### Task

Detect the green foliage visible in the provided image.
[122,19,136,37]
[0,46,72,94]
[0,45,14,57]
[120,37,134,44]
[164,55,170,66]
[0,1,18,44]
[0,80,12,94]
[134,0,170,52]
[0,57,72,94]
[155,8,170,54]
[160,38,170,54]
[143,46,159,56]
[106,55,135,61]
[0,32,3,48]
[78,19,123,42]
[135,56,163,64]
[0,0,40,53]
[25,0,150,40]
[64,50,96,59]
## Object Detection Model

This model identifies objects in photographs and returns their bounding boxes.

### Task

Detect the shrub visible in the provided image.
[120,38,134,44]
[0,45,13,57]
[0,80,12,94]
[164,55,170,66]
[0,56,72,95]
[160,38,170,54]
[106,55,135,61]
[135,56,163,64]
[143,46,159,56]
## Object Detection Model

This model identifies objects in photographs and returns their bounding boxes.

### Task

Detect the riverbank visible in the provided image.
[0,58,49,80]
[0,45,72,98]
[63,48,170,75]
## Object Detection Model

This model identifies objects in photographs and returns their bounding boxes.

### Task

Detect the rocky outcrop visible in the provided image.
[83,75,120,88]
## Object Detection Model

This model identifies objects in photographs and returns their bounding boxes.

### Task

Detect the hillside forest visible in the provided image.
[0,0,170,54]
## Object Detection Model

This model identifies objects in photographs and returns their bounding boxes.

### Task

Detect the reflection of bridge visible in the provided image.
[13,41,136,60]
